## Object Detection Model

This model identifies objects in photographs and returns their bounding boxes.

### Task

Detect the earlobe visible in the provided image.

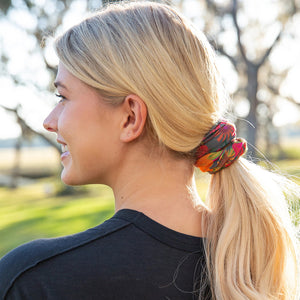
[120,94,147,143]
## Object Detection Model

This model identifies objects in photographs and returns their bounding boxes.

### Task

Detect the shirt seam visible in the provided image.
[3,221,131,299]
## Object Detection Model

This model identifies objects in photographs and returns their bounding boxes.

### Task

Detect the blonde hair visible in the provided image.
[55,2,299,299]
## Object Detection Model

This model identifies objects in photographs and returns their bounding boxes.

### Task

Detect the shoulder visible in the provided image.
[0,216,130,299]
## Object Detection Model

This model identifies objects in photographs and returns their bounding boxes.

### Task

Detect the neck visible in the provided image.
[110,147,207,237]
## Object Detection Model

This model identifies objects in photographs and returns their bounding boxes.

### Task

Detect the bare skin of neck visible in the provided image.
[110,144,208,238]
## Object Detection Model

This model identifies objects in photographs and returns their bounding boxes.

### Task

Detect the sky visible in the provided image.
[0,0,88,139]
[0,0,300,140]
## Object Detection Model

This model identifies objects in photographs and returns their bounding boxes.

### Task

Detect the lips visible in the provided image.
[57,139,70,160]
[61,145,70,160]
[61,144,69,153]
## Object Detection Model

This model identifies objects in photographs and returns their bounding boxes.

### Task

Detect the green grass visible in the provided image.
[0,159,299,258]
[0,176,212,258]
[0,181,115,258]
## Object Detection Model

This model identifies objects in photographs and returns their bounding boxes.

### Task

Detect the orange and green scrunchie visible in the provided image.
[195,120,247,174]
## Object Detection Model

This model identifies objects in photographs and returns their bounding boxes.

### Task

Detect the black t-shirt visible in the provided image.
[0,209,211,299]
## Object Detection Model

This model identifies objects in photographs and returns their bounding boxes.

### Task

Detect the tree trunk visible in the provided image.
[246,63,259,157]
[9,136,22,189]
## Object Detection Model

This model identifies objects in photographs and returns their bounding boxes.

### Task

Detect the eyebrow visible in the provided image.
[54,81,68,90]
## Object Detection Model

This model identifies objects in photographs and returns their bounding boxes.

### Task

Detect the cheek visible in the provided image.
[71,139,118,185]
[58,105,92,142]
[58,104,120,157]
[57,108,74,133]
[78,124,121,169]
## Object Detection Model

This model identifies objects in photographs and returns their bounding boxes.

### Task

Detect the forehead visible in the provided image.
[54,62,83,90]
[55,63,72,83]
[54,62,105,103]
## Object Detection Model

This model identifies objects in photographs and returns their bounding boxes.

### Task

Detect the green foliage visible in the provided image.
[0,159,299,258]
[281,146,300,160]
[0,180,115,258]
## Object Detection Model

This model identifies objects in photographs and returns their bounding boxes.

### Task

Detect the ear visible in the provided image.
[120,94,148,142]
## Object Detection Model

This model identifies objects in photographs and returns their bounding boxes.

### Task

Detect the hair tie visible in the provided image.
[194,120,247,174]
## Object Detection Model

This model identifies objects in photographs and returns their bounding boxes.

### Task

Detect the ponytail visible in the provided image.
[203,158,299,299]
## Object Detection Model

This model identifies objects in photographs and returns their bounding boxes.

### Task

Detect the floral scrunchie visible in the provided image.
[194,120,247,174]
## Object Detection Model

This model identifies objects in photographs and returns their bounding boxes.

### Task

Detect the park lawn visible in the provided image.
[0,170,211,258]
[0,181,115,258]
[0,159,299,258]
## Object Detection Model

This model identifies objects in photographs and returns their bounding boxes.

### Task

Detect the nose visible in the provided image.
[43,106,60,132]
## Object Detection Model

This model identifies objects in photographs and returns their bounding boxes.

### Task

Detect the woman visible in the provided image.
[0,2,298,299]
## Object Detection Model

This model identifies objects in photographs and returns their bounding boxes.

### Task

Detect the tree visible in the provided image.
[179,0,300,156]
[1,0,299,163]
[0,0,69,147]
[0,0,96,187]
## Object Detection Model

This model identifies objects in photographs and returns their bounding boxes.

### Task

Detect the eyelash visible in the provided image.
[55,93,66,103]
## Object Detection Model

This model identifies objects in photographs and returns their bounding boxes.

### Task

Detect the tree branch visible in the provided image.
[257,29,282,67]
[231,0,248,63]
[257,0,299,68]
[205,0,232,16]
[266,83,300,107]
[0,105,61,153]
[208,37,239,71]
[217,45,238,71]
[205,0,219,13]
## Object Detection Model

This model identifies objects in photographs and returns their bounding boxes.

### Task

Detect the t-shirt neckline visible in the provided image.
[113,208,205,252]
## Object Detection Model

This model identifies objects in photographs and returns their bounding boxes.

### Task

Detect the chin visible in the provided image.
[61,169,84,186]
[61,169,103,186]
[61,176,80,186]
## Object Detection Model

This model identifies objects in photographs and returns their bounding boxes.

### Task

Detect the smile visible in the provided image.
[61,144,70,160]
[61,144,69,153]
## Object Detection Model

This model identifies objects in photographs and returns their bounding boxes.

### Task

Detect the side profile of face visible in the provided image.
[43,63,125,186]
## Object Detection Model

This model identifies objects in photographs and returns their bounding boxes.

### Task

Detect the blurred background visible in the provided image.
[0,0,299,257]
